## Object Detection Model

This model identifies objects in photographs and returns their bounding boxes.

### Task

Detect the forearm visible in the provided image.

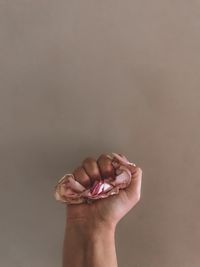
[62,219,118,267]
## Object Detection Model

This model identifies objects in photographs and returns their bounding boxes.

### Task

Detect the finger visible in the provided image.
[72,166,91,189]
[82,157,101,183]
[125,167,142,204]
[97,154,115,179]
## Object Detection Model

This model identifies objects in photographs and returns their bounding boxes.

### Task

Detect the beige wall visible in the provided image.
[0,1,199,267]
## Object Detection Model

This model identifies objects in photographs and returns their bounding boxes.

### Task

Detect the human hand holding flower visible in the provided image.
[56,153,143,267]
[65,153,142,227]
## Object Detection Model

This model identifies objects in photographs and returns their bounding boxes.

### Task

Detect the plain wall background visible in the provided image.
[0,1,200,267]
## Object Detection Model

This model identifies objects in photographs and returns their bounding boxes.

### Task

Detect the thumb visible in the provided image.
[125,166,143,204]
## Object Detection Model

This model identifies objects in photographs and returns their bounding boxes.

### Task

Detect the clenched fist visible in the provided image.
[61,153,143,227]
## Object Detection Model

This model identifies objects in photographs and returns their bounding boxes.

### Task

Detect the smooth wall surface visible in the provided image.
[0,1,200,267]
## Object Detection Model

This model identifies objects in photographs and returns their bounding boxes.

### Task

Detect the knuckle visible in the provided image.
[97,154,108,162]
[83,157,95,164]
[73,166,82,173]
[99,153,107,158]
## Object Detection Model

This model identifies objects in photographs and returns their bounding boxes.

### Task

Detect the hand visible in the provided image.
[66,154,142,227]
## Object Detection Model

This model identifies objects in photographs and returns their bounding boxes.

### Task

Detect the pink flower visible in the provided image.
[54,153,136,204]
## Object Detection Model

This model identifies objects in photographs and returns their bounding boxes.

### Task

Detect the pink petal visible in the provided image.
[112,171,131,186]
[54,153,136,204]
[67,176,86,192]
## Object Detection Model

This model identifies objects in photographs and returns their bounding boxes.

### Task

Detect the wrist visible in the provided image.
[64,219,117,267]
[63,216,118,267]
[66,217,116,238]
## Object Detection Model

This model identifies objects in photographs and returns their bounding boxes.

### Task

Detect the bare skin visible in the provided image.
[63,154,143,267]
